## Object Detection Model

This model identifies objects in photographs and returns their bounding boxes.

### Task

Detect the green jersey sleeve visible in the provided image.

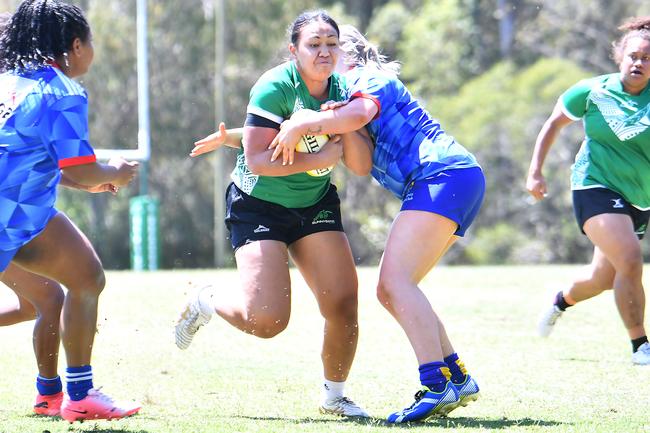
[561,78,597,120]
[246,67,295,125]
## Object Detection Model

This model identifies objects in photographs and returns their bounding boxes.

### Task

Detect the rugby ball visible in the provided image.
[295,134,333,177]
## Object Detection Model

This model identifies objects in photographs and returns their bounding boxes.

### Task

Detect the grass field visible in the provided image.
[0,265,649,433]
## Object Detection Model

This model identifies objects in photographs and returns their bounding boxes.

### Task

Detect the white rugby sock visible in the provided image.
[323,379,345,402]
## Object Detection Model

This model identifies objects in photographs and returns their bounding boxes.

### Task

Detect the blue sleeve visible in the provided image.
[42,94,96,168]
[348,72,395,120]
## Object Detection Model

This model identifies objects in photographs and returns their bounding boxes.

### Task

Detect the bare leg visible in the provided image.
[566,246,615,303]
[583,214,646,339]
[377,210,458,364]
[0,288,37,325]
[12,212,105,367]
[212,240,292,338]
[290,231,358,382]
[2,264,64,378]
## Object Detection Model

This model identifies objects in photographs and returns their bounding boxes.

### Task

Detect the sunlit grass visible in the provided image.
[0,266,648,432]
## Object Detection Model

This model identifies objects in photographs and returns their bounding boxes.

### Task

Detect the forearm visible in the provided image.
[297,100,373,136]
[528,123,559,175]
[59,172,90,191]
[224,127,243,149]
[247,150,333,176]
[341,131,373,176]
[61,162,119,187]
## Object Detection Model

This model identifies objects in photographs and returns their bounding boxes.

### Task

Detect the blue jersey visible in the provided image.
[345,66,479,199]
[0,65,95,251]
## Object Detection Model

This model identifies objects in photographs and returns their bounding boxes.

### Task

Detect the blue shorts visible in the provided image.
[401,167,485,236]
[0,207,58,272]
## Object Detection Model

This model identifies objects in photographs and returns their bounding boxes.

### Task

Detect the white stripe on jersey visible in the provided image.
[247,105,284,125]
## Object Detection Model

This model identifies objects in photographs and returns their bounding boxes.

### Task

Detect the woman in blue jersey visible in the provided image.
[527,16,650,366]
[0,0,141,422]
[269,25,485,423]
[176,11,368,418]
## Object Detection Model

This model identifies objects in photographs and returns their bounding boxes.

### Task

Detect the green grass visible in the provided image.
[1,266,649,433]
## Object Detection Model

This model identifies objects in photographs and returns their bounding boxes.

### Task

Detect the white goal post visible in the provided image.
[94,0,150,162]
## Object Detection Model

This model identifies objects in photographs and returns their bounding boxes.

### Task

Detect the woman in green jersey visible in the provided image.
[175,10,369,417]
[527,16,650,365]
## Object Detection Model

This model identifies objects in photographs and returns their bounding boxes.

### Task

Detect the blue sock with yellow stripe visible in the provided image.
[444,353,468,384]
[418,361,450,392]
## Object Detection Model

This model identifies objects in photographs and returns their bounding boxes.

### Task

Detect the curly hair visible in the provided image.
[0,0,90,71]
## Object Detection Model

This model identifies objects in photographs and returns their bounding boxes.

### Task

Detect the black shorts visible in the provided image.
[573,188,650,239]
[225,182,344,250]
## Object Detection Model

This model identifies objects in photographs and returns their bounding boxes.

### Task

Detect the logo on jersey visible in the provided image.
[636,223,647,235]
[312,210,335,225]
[253,225,270,233]
[590,89,650,141]
[0,75,38,128]
[610,198,625,209]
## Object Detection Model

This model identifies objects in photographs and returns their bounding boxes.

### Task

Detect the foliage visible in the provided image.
[2,0,649,267]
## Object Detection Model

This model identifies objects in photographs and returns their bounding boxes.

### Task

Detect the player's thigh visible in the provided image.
[2,263,64,310]
[12,212,104,291]
[235,239,292,317]
[583,213,642,272]
[380,210,457,286]
[290,231,358,315]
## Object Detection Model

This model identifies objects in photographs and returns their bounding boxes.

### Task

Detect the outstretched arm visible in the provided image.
[190,122,243,157]
[526,100,574,201]
[269,97,378,165]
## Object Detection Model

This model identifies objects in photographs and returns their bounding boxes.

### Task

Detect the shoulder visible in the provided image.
[252,62,296,93]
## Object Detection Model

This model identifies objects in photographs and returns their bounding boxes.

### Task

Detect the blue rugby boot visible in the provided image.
[386,380,460,423]
[452,374,480,408]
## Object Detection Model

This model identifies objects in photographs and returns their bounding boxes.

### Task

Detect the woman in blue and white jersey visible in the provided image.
[270,25,485,423]
[0,0,140,422]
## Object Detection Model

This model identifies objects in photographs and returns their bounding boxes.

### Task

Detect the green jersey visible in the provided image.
[562,73,650,209]
[231,61,347,208]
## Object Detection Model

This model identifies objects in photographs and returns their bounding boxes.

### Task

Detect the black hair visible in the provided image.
[287,10,339,45]
[612,16,650,65]
[0,0,90,71]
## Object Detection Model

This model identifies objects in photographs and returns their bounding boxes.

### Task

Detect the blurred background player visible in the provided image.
[269,24,486,423]
[176,10,368,417]
[0,0,141,421]
[527,16,650,365]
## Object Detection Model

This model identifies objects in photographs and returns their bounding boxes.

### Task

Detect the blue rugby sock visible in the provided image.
[66,365,93,401]
[443,352,467,384]
[418,361,450,392]
[36,375,62,396]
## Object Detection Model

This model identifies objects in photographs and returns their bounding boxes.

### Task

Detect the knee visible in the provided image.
[615,250,643,279]
[68,259,106,297]
[320,291,358,323]
[36,286,65,318]
[376,276,402,308]
[248,314,289,339]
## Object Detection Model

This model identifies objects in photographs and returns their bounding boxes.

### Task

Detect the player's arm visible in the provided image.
[269,98,377,166]
[244,126,342,176]
[59,171,118,194]
[190,122,243,157]
[341,127,373,176]
[526,99,574,201]
[62,157,138,188]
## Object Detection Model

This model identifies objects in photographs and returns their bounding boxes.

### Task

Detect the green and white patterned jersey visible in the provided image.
[562,73,650,209]
[231,61,347,208]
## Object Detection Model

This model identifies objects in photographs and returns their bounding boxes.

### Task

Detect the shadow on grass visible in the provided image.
[232,415,565,429]
[25,414,151,433]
